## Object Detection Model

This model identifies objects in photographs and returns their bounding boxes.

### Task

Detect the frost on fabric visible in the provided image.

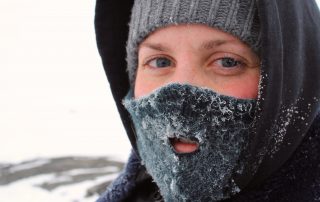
[269,93,320,155]
[269,104,297,155]
[123,83,256,201]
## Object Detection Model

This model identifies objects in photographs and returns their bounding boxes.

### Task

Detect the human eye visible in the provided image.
[145,57,173,69]
[216,57,244,69]
[208,53,250,76]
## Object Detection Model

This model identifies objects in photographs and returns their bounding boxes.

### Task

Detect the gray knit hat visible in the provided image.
[127,0,261,84]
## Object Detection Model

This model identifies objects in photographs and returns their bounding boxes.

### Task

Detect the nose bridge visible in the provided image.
[171,54,201,85]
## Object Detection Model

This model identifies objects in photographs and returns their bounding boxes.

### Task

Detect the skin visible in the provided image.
[134,24,260,153]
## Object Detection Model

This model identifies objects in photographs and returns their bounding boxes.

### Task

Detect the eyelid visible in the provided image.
[221,53,247,63]
[205,52,250,76]
[209,52,249,66]
[142,55,175,67]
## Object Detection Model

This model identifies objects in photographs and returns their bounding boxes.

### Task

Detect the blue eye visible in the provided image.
[148,57,172,68]
[218,57,242,68]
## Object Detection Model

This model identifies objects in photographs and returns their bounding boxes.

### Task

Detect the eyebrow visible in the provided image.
[140,39,230,52]
[199,40,229,50]
[139,43,170,52]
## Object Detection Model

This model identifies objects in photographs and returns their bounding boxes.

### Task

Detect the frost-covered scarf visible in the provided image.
[123,84,256,201]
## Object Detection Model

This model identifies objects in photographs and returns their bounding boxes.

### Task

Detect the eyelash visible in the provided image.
[212,55,245,69]
[143,56,174,69]
[142,54,247,75]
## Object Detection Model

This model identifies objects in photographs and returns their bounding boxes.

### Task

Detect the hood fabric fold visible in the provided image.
[95,0,320,197]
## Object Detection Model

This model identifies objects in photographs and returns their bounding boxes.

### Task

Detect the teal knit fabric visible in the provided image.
[123,84,256,201]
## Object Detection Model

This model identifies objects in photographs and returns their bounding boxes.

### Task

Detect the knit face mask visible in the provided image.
[123,83,256,201]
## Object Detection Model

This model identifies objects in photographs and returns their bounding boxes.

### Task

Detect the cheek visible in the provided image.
[233,79,259,99]
[134,82,151,98]
[220,72,260,99]
[134,71,163,98]
[134,64,260,99]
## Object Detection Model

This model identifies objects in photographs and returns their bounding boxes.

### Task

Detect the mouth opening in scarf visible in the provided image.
[169,136,200,154]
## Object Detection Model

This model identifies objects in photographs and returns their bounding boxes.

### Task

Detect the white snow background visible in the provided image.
[0,0,130,201]
[0,0,131,163]
[0,0,319,201]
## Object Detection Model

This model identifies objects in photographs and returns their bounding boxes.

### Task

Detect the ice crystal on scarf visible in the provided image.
[123,83,256,201]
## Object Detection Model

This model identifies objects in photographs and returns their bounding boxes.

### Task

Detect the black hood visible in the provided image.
[94,0,320,190]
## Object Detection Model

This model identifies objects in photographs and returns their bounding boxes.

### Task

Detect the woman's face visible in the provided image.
[135,24,260,99]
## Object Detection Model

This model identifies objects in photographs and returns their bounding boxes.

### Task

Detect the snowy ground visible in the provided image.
[1,0,319,201]
[0,177,101,202]
[0,157,124,202]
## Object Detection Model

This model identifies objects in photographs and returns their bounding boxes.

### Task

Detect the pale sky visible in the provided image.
[0,0,130,163]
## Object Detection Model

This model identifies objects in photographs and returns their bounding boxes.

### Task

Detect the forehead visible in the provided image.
[139,24,252,54]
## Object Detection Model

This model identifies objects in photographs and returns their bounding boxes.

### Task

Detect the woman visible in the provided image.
[95,0,320,201]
